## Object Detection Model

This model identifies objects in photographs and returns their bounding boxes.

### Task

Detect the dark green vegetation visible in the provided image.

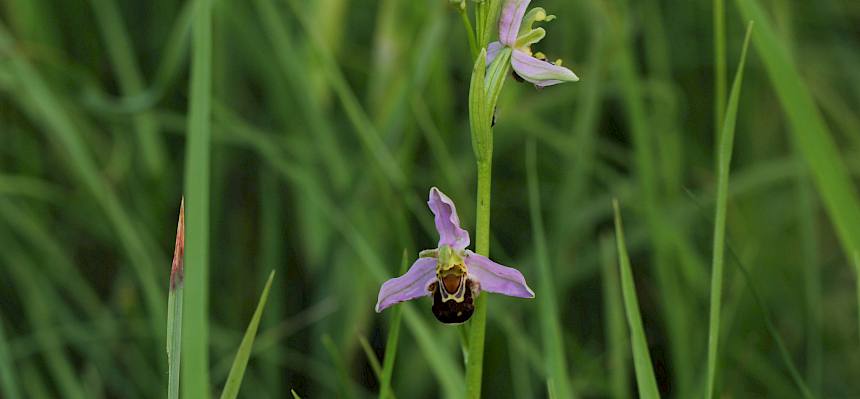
[2,0,860,397]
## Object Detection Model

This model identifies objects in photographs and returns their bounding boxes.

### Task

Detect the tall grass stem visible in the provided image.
[704,21,753,399]
[182,0,213,396]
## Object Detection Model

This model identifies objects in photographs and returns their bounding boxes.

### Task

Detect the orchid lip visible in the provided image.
[431,280,475,324]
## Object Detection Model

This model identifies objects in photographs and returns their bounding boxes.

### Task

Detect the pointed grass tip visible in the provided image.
[170,197,185,290]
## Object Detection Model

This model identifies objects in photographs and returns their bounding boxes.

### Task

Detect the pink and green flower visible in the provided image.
[487,0,579,87]
[375,187,534,324]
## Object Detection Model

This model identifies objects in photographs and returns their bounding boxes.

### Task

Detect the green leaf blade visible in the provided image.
[378,251,408,399]
[182,0,214,396]
[219,271,277,399]
[704,21,754,399]
[612,200,661,399]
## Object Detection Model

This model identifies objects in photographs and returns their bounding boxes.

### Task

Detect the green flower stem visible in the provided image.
[457,4,478,59]
[465,0,507,393]
[465,158,492,399]
[465,42,510,399]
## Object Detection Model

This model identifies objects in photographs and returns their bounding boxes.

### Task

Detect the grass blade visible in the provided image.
[0,21,164,333]
[285,0,406,187]
[607,2,692,390]
[855,252,860,345]
[704,21,754,399]
[219,271,276,399]
[167,283,184,398]
[167,200,185,399]
[84,0,194,114]
[257,171,284,396]
[735,0,860,265]
[504,316,535,399]
[683,185,817,399]
[378,251,408,399]
[600,233,630,399]
[547,378,557,399]
[182,0,213,396]
[724,242,817,399]
[321,334,356,399]
[798,179,822,394]
[87,0,165,175]
[3,250,88,399]
[251,0,350,188]
[0,317,21,399]
[714,0,726,138]
[612,200,660,399]
[526,140,574,399]
[190,125,463,396]
[18,360,51,399]
[358,336,383,381]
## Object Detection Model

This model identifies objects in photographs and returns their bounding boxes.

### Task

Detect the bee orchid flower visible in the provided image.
[375,187,534,324]
[487,0,579,87]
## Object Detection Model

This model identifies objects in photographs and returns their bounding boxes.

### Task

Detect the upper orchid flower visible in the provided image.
[375,187,534,324]
[487,0,579,87]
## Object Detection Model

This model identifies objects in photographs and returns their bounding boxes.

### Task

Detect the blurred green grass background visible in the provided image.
[2,0,860,397]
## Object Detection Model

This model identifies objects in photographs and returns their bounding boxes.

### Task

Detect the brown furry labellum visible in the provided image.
[429,280,475,324]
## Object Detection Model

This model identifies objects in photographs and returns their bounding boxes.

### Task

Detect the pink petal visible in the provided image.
[486,41,503,66]
[428,187,470,250]
[465,251,535,298]
[499,0,531,46]
[511,49,579,87]
[375,257,437,312]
